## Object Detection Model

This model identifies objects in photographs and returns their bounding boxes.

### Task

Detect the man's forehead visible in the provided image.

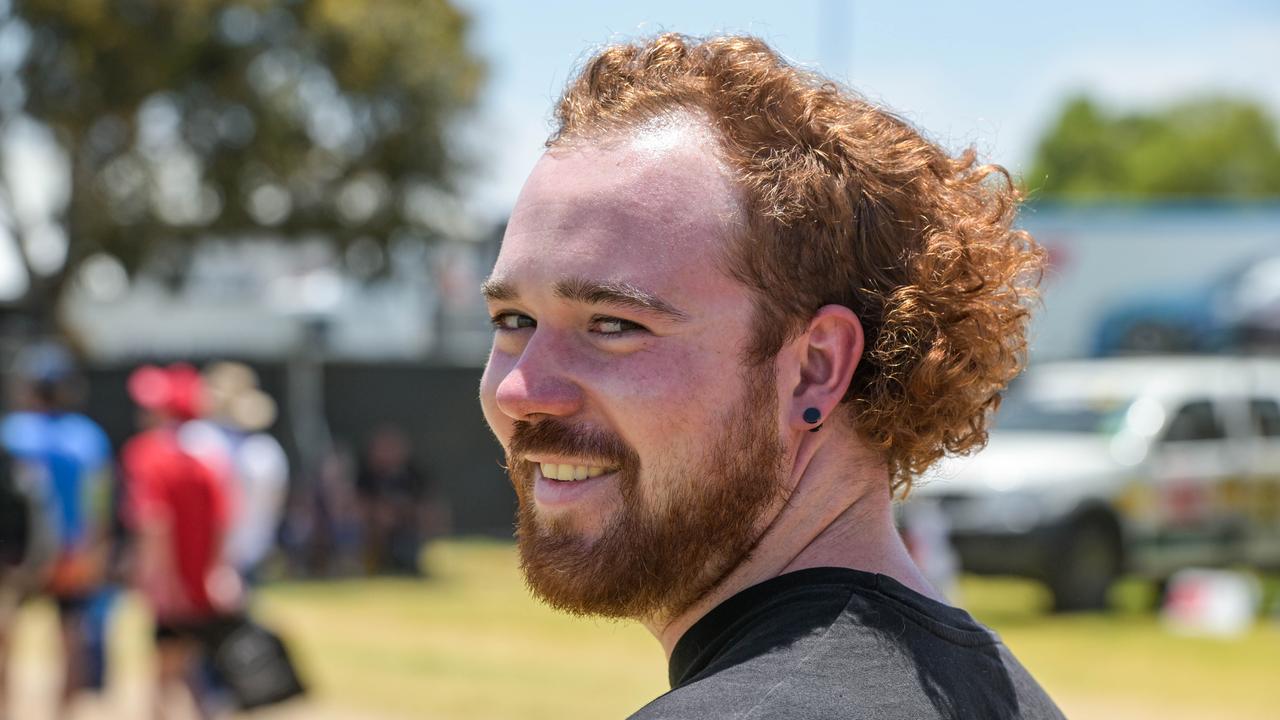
[510,125,739,235]
[494,120,743,295]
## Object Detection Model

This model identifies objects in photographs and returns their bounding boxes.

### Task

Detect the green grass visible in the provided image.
[12,539,1280,718]
[254,539,666,719]
[957,576,1280,719]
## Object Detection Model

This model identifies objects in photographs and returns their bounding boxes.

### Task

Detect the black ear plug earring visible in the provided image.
[803,407,823,432]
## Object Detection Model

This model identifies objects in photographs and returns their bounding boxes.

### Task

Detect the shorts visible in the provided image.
[53,592,93,618]
[154,614,241,651]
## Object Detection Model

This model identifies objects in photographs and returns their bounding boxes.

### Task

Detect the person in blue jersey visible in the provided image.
[0,343,113,718]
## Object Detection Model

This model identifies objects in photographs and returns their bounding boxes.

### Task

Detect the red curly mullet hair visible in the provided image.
[549,34,1044,496]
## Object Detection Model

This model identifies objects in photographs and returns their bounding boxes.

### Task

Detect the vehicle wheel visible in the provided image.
[1047,516,1122,613]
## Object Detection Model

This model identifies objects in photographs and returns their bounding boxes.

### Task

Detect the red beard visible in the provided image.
[506,362,787,620]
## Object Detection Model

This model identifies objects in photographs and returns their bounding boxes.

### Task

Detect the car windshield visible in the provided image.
[995,392,1133,435]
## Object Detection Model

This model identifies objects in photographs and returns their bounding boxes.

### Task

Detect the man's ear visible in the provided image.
[788,305,864,432]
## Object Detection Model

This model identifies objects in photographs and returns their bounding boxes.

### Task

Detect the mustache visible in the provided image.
[508,418,638,469]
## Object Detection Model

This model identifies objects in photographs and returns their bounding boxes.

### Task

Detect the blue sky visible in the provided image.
[452,0,1280,220]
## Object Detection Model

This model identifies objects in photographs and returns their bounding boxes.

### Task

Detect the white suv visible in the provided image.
[910,356,1280,611]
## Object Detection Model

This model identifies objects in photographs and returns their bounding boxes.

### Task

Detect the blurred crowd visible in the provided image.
[0,343,445,719]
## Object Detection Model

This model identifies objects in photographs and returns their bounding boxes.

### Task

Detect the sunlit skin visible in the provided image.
[481,119,756,536]
[479,115,940,656]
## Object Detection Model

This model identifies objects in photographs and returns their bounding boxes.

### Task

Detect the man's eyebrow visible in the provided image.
[556,277,689,322]
[480,278,517,301]
[482,276,689,322]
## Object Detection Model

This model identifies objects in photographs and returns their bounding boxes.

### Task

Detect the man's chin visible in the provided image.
[516,528,627,618]
[514,509,738,621]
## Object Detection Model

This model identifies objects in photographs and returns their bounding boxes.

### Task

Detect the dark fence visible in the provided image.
[81,362,516,537]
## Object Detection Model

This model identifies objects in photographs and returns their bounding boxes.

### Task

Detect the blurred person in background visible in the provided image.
[0,343,112,719]
[480,35,1062,718]
[356,425,439,576]
[0,443,55,720]
[122,364,240,720]
[180,362,288,585]
[285,444,363,578]
[175,362,288,713]
[0,444,24,720]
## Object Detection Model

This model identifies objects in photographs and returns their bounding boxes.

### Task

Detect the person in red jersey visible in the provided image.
[122,364,239,720]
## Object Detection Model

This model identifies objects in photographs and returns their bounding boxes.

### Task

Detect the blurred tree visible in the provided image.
[0,0,483,331]
[1028,95,1280,200]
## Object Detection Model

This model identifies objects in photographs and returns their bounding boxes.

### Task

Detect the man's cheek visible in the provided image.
[479,356,514,440]
[599,346,720,407]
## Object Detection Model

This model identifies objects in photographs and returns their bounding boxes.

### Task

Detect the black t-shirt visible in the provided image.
[631,568,1064,719]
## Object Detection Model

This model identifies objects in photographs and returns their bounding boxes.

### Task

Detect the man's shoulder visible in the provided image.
[632,641,1064,720]
[632,662,1063,720]
[634,569,1064,719]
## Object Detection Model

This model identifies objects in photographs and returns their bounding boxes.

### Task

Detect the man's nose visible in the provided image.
[493,335,584,421]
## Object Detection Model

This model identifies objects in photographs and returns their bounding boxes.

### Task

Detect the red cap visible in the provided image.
[127,363,204,421]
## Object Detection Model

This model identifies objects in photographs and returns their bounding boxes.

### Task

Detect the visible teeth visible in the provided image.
[540,463,613,481]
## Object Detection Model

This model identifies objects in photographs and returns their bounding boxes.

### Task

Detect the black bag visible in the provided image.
[208,615,307,710]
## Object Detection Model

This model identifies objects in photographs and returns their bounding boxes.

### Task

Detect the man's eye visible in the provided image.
[491,312,535,331]
[591,316,646,335]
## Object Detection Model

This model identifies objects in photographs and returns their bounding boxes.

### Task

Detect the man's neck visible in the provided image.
[643,436,941,658]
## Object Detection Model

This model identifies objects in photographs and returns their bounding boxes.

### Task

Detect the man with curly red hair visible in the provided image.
[479,34,1062,718]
